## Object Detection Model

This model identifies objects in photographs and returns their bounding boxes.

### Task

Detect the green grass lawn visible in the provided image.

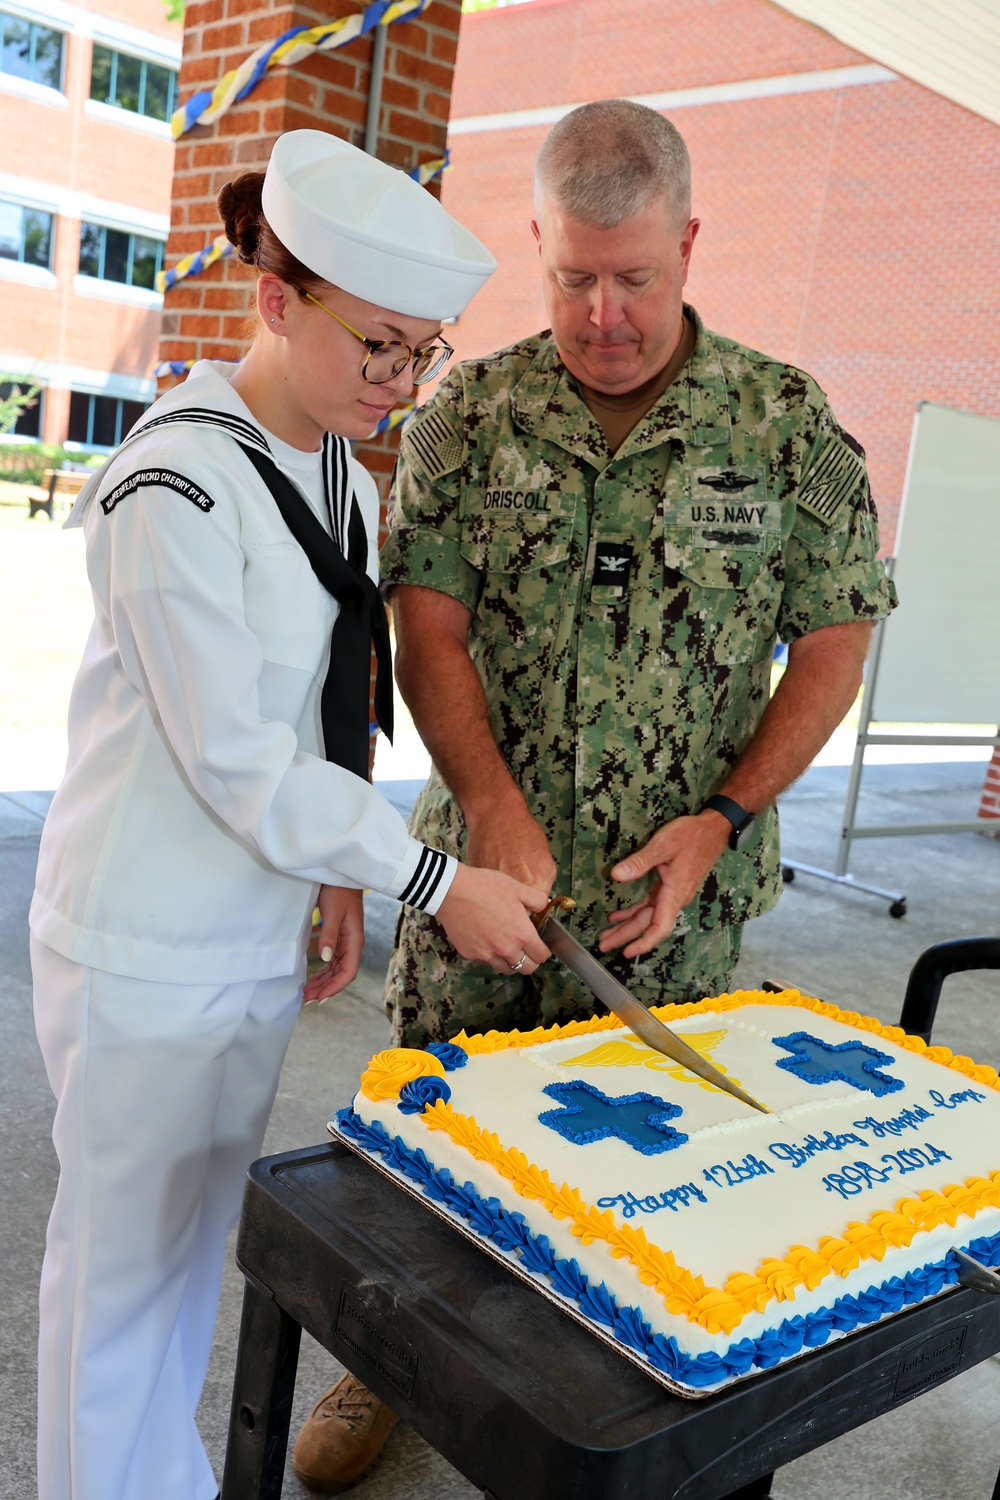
[0,492,94,731]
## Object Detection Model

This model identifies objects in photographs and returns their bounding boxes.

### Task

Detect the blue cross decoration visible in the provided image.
[772,1031,904,1096]
[538,1080,688,1155]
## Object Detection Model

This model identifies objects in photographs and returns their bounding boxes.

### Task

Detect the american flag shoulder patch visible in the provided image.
[402,407,463,482]
[797,432,866,527]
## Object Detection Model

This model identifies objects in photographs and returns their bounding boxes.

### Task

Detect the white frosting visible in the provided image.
[350,999,1000,1368]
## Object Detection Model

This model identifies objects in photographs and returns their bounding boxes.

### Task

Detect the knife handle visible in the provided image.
[532,894,577,933]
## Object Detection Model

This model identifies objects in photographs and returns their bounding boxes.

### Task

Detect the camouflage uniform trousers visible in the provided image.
[384,907,744,1048]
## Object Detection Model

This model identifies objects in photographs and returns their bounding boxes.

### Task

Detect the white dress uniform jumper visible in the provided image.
[29,362,456,1500]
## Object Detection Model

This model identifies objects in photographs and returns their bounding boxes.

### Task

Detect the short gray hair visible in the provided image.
[535,99,691,230]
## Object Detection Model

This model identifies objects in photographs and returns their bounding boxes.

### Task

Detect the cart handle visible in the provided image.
[898,936,1000,1043]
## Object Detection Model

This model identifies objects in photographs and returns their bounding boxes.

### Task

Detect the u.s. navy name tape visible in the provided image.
[156,154,449,295]
[172,0,431,140]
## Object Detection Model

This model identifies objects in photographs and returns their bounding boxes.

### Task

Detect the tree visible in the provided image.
[0,377,41,437]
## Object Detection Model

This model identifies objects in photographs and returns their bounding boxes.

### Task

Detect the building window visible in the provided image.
[89,44,176,122]
[0,198,53,267]
[0,11,64,90]
[78,221,164,291]
[68,392,146,449]
[0,381,43,438]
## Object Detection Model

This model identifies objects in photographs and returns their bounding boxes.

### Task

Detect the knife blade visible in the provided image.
[537,910,770,1114]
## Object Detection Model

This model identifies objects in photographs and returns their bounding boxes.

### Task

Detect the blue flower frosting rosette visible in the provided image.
[425,1043,468,1071]
[397,1076,452,1115]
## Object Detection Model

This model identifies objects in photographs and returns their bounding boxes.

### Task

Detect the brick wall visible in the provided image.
[159,0,463,502]
[440,0,1000,556]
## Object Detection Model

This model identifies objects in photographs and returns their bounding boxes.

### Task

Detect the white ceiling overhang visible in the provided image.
[766,0,1000,127]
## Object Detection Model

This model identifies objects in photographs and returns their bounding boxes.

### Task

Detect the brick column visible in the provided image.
[979,746,1000,835]
[160,0,463,506]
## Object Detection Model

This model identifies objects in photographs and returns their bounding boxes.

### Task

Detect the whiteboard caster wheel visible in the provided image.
[889,900,907,919]
[781,866,796,884]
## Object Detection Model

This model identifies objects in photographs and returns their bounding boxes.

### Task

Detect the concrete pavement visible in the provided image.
[2,765,999,1499]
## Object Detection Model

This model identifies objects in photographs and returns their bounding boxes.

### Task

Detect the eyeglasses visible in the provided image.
[304,293,453,386]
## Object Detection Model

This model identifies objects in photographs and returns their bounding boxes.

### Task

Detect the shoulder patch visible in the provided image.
[101,468,214,516]
[401,407,462,482]
[797,431,866,527]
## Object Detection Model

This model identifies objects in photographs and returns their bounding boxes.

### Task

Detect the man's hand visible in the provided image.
[599,621,874,961]
[465,789,557,892]
[303,885,364,1002]
[436,864,551,974]
[598,811,731,959]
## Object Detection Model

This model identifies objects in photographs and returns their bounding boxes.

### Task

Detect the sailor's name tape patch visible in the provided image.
[101,468,215,516]
[478,488,551,512]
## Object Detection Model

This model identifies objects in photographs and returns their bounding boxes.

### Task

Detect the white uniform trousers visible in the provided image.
[31,937,304,1500]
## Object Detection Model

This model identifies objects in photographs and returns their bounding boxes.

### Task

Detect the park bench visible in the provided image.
[29,468,91,520]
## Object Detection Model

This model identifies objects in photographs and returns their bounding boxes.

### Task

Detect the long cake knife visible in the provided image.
[534,900,770,1114]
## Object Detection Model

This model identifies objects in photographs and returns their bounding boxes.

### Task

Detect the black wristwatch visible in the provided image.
[702,794,757,852]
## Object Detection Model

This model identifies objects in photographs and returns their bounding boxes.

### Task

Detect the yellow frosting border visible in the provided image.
[418,1097,1000,1336]
[451,987,1000,1099]
[400,988,1000,1334]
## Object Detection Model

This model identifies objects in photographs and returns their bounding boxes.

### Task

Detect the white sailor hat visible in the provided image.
[261,129,496,321]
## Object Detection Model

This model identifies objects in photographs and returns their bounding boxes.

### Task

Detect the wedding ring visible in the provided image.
[510,952,528,973]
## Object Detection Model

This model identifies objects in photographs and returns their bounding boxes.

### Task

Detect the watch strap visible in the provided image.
[702,794,755,850]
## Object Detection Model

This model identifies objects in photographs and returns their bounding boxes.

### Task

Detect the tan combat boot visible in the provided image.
[292,1372,398,1492]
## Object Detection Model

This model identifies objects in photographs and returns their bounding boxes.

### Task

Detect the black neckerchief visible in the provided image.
[99,403,393,780]
[237,439,393,781]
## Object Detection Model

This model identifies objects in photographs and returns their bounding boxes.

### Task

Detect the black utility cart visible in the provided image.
[221,939,1000,1500]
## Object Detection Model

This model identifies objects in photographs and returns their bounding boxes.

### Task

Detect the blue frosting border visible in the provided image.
[335,1107,1000,1391]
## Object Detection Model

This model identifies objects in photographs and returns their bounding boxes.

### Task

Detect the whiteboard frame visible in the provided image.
[781,402,1000,915]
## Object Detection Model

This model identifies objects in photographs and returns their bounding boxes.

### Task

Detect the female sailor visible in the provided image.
[29,129,548,1500]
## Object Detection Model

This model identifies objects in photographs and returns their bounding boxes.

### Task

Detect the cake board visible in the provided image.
[326,1117,957,1401]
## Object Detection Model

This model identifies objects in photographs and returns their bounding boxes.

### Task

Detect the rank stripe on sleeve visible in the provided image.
[403,407,462,481]
[398,846,448,909]
[798,435,866,524]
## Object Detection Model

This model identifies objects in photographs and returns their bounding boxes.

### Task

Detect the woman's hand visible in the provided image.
[303,886,365,1002]
[436,864,550,975]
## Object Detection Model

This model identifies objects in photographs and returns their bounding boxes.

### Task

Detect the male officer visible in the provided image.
[293,99,895,1493]
[379,97,895,1047]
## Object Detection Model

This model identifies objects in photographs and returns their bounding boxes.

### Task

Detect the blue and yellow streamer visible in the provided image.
[157,234,232,295]
[172,0,432,140]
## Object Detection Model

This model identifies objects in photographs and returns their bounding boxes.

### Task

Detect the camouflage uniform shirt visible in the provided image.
[381,308,895,998]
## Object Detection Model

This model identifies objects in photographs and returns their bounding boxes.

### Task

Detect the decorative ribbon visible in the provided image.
[171,0,432,139]
[373,402,416,435]
[157,234,231,295]
[156,154,449,294]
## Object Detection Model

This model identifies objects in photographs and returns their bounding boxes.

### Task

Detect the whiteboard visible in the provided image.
[870,402,1000,723]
